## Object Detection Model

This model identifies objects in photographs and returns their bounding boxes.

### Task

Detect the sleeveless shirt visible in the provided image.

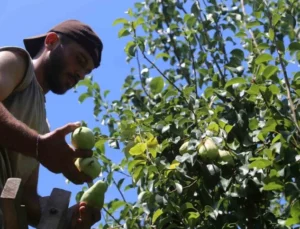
[0,46,50,228]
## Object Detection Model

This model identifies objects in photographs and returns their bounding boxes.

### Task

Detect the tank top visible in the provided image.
[0,46,50,228]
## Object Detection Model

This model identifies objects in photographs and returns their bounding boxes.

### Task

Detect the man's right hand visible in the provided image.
[38,122,93,184]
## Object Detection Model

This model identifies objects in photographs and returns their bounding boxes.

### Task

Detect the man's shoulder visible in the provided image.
[0,46,30,67]
[0,46,30,79]
[0,46,32,97]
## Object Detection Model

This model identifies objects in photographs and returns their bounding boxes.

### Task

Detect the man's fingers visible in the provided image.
[57,122,81,136]
[63,165,92,184]
[79,206,101,225]
[73,149,93,158]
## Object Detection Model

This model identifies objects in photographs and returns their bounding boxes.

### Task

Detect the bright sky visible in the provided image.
[1,0,135,228]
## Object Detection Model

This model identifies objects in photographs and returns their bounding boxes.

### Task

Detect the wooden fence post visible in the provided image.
[0,178,28,229]
[1,178,73,229]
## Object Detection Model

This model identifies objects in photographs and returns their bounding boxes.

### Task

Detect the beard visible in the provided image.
[43,46,68,95]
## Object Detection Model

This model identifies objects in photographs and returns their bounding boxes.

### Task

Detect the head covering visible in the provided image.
[23,19,103,68]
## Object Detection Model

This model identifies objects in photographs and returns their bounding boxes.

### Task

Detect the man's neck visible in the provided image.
[32,58,49,94]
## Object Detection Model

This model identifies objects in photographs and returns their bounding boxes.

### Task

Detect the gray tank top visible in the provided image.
[0,46,50,227]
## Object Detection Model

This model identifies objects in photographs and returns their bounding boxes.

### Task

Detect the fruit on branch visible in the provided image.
[75,157,102,179]
[71,127,95,150]
[80,180,108,209]
[179,141,189,154]
[198,138,219,161]
[218,150,235,166]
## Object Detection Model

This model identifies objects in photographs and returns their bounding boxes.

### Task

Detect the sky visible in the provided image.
[0,0,136,228]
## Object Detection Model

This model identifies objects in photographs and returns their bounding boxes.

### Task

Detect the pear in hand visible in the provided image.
[80,180,108,209]
[75,157,102,180]
[71,127,95,150]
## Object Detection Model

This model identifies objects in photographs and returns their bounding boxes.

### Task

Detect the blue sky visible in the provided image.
[0,0,135,228]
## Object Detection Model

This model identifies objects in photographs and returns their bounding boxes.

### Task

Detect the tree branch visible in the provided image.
[240,0,260,54]
[112,177,127,202]
[103,207,122,226]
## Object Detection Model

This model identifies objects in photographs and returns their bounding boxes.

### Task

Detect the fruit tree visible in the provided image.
[76,0,300,228]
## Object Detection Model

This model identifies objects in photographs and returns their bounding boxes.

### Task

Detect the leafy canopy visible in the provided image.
[77,0,300,228]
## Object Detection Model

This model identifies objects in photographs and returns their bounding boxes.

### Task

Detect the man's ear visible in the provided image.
[44,32,60,50]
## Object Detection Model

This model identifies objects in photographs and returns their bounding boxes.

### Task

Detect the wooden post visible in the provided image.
[0,178,28,229]
[37,188,72,229]
[1,178,73,229]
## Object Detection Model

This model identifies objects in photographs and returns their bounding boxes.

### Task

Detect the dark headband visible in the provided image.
[23,19,103,68]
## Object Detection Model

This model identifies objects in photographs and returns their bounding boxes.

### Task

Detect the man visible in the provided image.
[0,19,103,228]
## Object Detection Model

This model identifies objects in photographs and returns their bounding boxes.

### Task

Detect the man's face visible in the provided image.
[44,39,95,95]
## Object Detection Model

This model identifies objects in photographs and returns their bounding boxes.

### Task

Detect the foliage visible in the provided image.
[78,0,300,228]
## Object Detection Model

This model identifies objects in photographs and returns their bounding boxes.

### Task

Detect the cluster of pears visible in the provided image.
[71,126,107,209]
[179,137,234,166]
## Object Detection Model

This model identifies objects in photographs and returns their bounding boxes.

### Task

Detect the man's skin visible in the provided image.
[0,32,101,228]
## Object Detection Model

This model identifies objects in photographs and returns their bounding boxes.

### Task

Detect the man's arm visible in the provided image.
[0,50,38,158]
[0,49,93,184]
[0,103,38,158]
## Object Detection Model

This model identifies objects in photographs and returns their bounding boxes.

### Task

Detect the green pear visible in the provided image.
[198,138,219,161]
[71,127,95,150]
[80,180,108,209]
[179,141,189,154]
[218,150,235,166]
[75,157,101,179]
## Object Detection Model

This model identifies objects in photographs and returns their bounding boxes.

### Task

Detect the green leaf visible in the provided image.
[133,17,145,29]
[262,65,279,78]
[247,84,260,95]
[129,143,147,155]
[150,77,164,94]
[95,139,106,154]
[133,165,143,182]
[268,85,280,94]
[269,28,275,41]
[125,41,136,57]
[104,90,110,98]
[289,42,300,52]
[230,49,244,61]
[249,159,272,169]
[246,20,261,29]
[109,200,126,214]
[255,53,273,64]
[285,217,299,226]
[78,92,92,103]
[156,53,170,59]
[152,209,163,224]
[128,159,146,172]
[225,77,247,89]
[272,13,281,26]
[76,77,92,87]
[118,28,131,38]
[263,182,284,191]
[113,18,128,26]
[204,87,214,98]
[180,202,197,214]
[291,200,300,218]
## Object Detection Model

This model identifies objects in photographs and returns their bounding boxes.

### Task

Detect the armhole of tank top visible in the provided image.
[0,47,34,93]
[11,48,34,93]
